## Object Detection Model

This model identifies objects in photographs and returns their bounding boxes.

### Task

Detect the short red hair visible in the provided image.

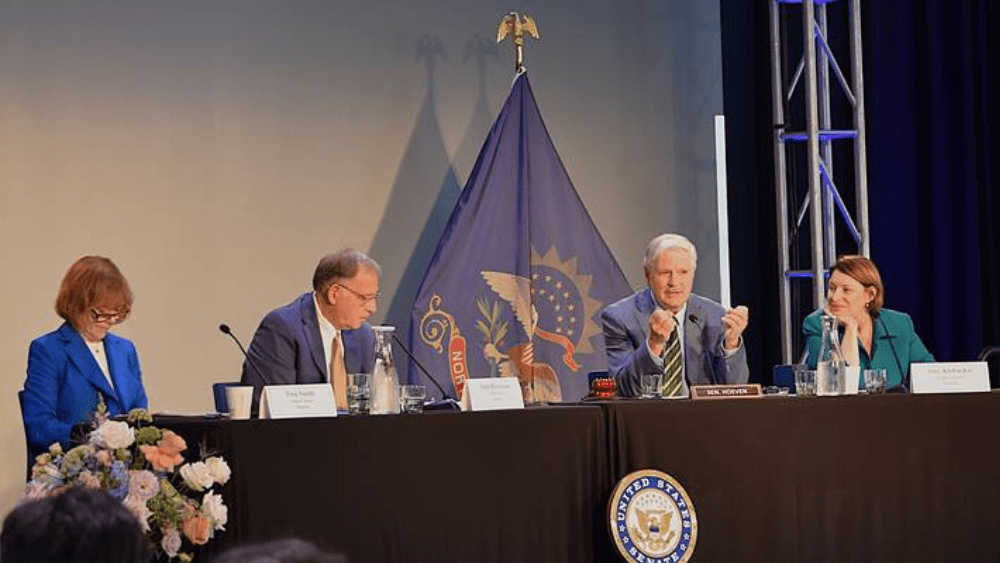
[55,256,133,329]
[830,255,884,315]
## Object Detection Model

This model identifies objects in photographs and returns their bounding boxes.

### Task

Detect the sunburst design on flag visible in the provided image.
[530,246,604,355]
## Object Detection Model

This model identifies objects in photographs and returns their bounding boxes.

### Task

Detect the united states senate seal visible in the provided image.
[608,469,698,563]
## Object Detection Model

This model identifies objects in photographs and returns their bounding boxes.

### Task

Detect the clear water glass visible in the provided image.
[400,384,426,414]
[640,373,662,399]
[348,373,371,415]
[795,368,817,397]
[864,368,887,394]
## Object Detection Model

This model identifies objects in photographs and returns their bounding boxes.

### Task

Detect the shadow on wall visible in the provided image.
[368,34,500,381]
[452,34,500,181]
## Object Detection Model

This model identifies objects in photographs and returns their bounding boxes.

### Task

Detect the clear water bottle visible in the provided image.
[369,326,400,414]
[816,314,845,395]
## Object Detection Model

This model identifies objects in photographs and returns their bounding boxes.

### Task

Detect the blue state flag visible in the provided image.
[408,72,632,402]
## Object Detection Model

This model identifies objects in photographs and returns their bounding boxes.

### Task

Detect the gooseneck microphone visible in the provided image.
[879,315,908,392]
[219,324,265,383]
[686,313,721,385]
[391,332,455,402]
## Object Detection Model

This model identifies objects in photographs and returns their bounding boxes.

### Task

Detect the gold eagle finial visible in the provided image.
[497,12,539,73]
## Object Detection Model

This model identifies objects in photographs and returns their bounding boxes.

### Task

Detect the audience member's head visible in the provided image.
[211,538,346,563]
[1,487,148,563]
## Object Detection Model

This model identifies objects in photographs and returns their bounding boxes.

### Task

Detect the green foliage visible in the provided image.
[135,427,163,445]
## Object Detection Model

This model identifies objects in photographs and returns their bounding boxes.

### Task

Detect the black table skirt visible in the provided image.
[160,392,1000,563]
[161,405,613,563]
[601,393,1000,562]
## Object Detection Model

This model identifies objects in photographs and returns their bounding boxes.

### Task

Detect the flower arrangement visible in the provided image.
[23,405,230,562]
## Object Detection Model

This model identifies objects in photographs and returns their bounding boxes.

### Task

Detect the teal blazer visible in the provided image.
[803,308,934,390]
[22,323,148,457]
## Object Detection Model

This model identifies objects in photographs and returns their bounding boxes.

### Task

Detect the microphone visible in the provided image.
[686,313,720,385]
[219,324,266,384]
[878,315,908,392]
[391,333,460,410]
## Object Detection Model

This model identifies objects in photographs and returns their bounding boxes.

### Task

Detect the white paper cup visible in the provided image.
[226,386,254,419]
[843,366,861,395]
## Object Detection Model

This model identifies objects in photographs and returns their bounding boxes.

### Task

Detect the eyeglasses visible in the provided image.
[335,283,381,303]
[90,308,130,324]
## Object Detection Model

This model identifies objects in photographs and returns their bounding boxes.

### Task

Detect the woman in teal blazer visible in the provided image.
[21,256,148,458]
[804,255,934,391]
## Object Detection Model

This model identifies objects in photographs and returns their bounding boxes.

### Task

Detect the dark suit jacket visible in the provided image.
[22,323,148,457]
[601,288,749,397]
[240,292,376,414]
[803,307,934,390]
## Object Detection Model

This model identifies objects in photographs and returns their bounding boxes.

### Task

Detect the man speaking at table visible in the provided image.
[241,249,379,415]
[601,233,750,397]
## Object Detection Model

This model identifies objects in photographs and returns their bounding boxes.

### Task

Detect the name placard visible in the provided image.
[260,384,338,419]
[460,378,525,412]
[690,384,763,400]
[910,362,990,394]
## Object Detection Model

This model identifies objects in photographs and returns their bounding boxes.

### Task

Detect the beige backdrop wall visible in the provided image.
[0,0,725,514]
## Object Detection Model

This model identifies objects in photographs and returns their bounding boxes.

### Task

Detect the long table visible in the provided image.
[161,391,1000,562]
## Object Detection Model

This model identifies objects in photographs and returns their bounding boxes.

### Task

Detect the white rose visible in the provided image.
[179,462,214,492]
[90,421,135,450]
[124,494,152,533]
[205,457,231,485]
[201,491,228,532]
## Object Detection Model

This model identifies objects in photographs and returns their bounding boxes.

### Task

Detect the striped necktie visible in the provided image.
[661,317,683,397]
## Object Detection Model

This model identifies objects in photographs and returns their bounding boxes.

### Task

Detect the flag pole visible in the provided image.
[496,11,539,74]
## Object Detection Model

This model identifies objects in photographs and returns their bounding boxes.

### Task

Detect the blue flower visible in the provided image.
[107,461,129,500]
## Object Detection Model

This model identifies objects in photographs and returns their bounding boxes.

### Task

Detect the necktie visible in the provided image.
[330,336,348,410]
[661,317,683,397]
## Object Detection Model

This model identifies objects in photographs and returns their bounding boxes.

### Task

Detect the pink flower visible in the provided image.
[140,431,186,472]
[128,470,159,502]
[94,450,113,467]
[158,431,187,455]
[21,481,54,501]
[182,514,211,545]
[76,470,101,489]
[161,527,182,558]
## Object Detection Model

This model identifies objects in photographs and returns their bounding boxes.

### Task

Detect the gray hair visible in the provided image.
[643,234,697,272]
[312,249,381,294]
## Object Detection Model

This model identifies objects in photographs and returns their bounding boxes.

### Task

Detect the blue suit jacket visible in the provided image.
[22,323,148,457]
[240,292,376,415]
[601,289,750,397]
[803,307,934,390]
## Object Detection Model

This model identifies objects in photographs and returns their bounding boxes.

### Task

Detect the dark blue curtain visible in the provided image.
[864,0,999,362]
[721,0,1000,380]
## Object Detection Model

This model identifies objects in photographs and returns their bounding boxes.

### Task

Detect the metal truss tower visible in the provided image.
[769,0,869,363]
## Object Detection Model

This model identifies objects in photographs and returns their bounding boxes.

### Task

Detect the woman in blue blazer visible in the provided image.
[21,256,148,458]
[804,255,934,391]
